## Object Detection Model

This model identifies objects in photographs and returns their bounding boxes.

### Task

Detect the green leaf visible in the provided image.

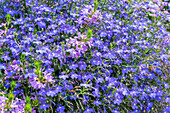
[6,14,11,23]
[84,29,93,42]
[94,0,99,12]
[25,96,31,103]
[10,81,16,90]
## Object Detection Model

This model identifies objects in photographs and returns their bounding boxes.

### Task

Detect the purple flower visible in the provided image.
[112,110,120,113]
[114,59,122,65]
[113,98,122,105]
[131,110,140,113]
[54,86,62,93]
[164,83,169,89]
[147,102,153,108]
[132,104,138,109]
[0,64,6,69]
[40,104,50,111]
[93,100,101,106]
[36,21,46,28]
[97,77,104,83]
[69,64,78,70]
[30,78,45,89]
[59,74,68,80]
[44,73,54,82]
[92,88,100,97]
[47,90,56,97]
[79,63,87,70]
[80,83,90,88]
[71,73,78,79]
[84,107,94,113]
[165,97,170,103]
[1,55,11,61]
[100,32,107,37]
[24,73,36,79]
[56,106,65,112]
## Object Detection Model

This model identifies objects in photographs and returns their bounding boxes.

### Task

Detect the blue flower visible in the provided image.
[69,64,78,70]
[93,100,101,106]
[0,0,5,3]
[59,74,69,80]
[164,83,169,89]
[132,104,138,109]
[112,110,120,113]
[47,90,56,97]
[0,63,6,69]
[100,32,107,37]
[36,21,46,28]
[56,105,65,112]
[54,86,62,93]
[113,98,122,105]
[97,77,104,83]
[71,73,78,79]
[80,83,90,88]
[40,104,50,111]
[84,108,94,113]
[1,55,11,61]
[165,106,170,112]
[146,102,153,108]
[79,63,87,70]
[131,110,140,113]
[165,97,170,103]
[24,73,36,79]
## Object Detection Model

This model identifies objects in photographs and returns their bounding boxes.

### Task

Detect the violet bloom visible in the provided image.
[80,83,90,88]
[0,64,6,69]
[78,62,87,70]
[70,73,78,79]
[56,105,65,112]
[59,74,69,80]
[46,90,56,97]
[84,107,94,113]
[93,100,101,106]
[1,55,11,61]
[40,104,50,111]
[36,21,46,28]
[43,72,54,82]
[30,77,46,89]
[24,73,36,79]
[113,98,122,105]
[54,86,62,93]
[69,64,78,70]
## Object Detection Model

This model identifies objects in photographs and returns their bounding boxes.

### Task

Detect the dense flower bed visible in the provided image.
[0,0,170,112]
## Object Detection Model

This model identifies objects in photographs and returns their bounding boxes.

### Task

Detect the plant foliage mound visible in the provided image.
[0,0,170,112]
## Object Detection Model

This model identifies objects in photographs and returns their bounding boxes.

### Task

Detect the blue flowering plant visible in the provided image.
[0,0,169,112]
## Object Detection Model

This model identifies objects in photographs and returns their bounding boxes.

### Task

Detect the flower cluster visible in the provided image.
[0,0,169,112]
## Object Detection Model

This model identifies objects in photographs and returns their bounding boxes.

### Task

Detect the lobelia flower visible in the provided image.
[84,107,94,113]
[93,100,101,106]
[30,76,46,90]
[54,86,62,93]
[43,72,55,82]
[112,110,121,113]
[40,104,50,111]
[46,90,56,97]
[59,74,69,80]
[132,103,138,110]
[80,83,90,88]
[78,61,87,70]
[69,64,78,70]
[36,21,46,28]
[113,98,122,105]
[56,105,65,112]
[1,55,11,61]
[70,73,78,79]
[0,63,6,70]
